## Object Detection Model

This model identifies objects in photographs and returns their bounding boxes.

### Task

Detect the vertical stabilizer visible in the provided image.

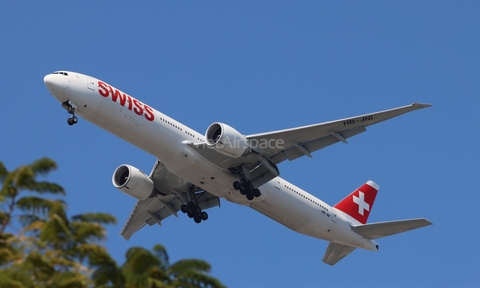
[334,180,379,224]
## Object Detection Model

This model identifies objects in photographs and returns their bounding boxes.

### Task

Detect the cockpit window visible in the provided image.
[52,71,68,76]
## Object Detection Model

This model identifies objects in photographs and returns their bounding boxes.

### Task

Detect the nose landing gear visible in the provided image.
[62,100,78,126]
[67,116,78,126]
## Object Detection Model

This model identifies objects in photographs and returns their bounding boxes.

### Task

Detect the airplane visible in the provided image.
[44,71,432,265]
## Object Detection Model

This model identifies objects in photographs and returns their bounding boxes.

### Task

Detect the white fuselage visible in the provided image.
[44,71,377,251]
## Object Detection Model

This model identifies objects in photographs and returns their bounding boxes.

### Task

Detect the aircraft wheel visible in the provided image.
[246,193,254,201]
[201,211,208,221]
[240,178,248,186]
[253,189,261,198]
[187,211,194,218]
[233,181,241,190]
[187,202,196,211]
[67,118,74,126]
[194,216,202,223]
[248,183,255,191]
[239,188,246,195]
[181,204,187,213]
[195,206,201,214]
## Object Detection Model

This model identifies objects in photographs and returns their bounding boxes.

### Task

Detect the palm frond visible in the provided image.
[12,166,35,189]
[152,244,170,269]
[39,213,72,244]
[173,271,226,288]
[71,213,117,225]
[90,250,125,288]
[70,222,106,243]
[29,158,58,176]
[169,259,211,274]
[0,162,7,182]
[122,247,161,275]
[27,181,65,195]
[16,196,54,215]
[18,214,41,227]
[47,200,68,222]
[50,271,89,288]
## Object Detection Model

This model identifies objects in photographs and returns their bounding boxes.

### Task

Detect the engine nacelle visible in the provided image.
[112,164,154,200]
[205,122,250,158]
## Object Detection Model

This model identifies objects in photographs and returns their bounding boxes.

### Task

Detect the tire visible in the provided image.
[194,216,201,223]
[246,193,254,201]
[67,118,74,126]
[239,188,246,195]
[187,211,194,218]
[253,189,261,197]
[195,206,201,214]
[201,211,208,220]
[248,183,255,191]
[187,202,196,211]
[240,178,248,187]
[181,204,187,213]
[233,181,241,190]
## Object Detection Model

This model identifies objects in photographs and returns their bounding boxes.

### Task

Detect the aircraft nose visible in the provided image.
[44,74,55,89]
[44,73,69,102]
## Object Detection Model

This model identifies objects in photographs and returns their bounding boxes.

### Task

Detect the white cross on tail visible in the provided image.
[353,191,370,216]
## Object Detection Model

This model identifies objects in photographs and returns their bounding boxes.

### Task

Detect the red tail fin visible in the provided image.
[334,181,379,224]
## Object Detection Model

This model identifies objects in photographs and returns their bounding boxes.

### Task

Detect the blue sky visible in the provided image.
[1,1,479,287]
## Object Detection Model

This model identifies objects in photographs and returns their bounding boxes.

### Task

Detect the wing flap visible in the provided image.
[351,218,433,240]
[322,242,356,266]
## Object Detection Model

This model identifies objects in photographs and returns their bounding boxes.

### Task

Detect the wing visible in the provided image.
[246,102,431,163]
[120,160,220,240]
[189,103,431,187]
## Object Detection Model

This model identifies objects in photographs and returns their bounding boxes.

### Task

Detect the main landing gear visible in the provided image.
[233,178,261,201]
[62,100,78,126]
[180,201,208,224]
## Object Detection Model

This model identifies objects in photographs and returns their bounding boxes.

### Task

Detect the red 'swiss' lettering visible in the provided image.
[97,81,155,121]
[144,105,154,121]
[108,86,128,107]
[132,99,143,116]
[98,81,109,97]
[126,95,133,111]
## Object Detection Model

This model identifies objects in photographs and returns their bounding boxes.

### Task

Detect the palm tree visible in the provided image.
[0,158,116,287]
[0,157,64,236]
[116,244,225,288]
[1,159,225,288]
[0,197,118,287]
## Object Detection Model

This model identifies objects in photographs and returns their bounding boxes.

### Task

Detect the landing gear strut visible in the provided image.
[180,201,208,224]
[62,100,78,126]
[233,178,261,201]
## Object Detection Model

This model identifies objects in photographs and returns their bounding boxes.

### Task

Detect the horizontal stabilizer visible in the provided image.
[352,218,432,240]
[322,242,356,266]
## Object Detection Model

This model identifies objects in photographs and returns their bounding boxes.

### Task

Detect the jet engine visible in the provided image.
[205,122,250,158]
[112,164,154,200]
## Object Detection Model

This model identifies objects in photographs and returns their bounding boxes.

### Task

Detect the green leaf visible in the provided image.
[29,157,57,176]
[16,196,54,215]
[71,213,117,225]
[27,181,65,195]
[0,162,7,182]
